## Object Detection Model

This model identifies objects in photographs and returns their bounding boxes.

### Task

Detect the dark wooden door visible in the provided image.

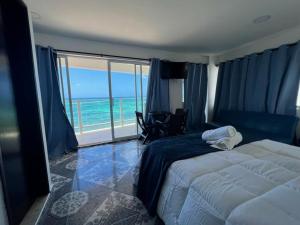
[0,1,50,224]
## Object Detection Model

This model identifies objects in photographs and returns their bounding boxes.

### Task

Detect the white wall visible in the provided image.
[206,56,219,122]
[169,79,183,113]
[215,25,300,64]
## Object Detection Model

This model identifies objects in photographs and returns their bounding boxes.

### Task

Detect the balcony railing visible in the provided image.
[64,97,146,135]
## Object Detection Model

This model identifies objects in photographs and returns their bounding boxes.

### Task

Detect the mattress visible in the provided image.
[157,140,300,225]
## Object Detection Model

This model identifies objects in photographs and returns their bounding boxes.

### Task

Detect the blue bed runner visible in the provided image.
[137,132,220,216]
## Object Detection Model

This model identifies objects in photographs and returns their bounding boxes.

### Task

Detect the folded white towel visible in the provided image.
[202,126,236,141]
[207,132,243,150]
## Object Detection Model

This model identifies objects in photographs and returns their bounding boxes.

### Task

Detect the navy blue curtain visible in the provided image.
[36,46,78,159]
[214,42,300,117]
[145,58,170,121]
[184,63,208,130]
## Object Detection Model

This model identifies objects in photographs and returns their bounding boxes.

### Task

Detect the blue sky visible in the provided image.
[62,68,148,99]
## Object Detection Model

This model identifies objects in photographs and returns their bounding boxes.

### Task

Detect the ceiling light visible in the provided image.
[31,11,41,20]
[253,15,271,24]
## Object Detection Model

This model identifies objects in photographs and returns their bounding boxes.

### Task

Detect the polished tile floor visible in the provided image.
[38,140,161,225]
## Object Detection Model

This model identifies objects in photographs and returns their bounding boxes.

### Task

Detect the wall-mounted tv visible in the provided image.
[160,61,187,79]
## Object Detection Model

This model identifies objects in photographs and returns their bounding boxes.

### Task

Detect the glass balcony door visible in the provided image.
[57,54,149,146]
[57,55,113,145]
[109,61,137,140]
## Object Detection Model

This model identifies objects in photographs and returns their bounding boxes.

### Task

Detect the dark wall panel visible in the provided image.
[0,1,49,225]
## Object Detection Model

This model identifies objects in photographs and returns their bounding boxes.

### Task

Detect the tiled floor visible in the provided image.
[38,140,161,225]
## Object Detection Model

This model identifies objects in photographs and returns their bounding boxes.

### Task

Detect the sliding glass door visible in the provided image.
[57,54,149,146]
[110,62,136,139]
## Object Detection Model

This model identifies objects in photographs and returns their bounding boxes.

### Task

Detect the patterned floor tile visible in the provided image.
[51,173,72,192]
[77,148,113,162]
[65,159,90,170]
[78,160,130,188]
[84,191,154,225]
[113,169,136,196]
[38,179,112,225]
[51,191,89,218]
[38,140,159,225]
[50,152,77,167]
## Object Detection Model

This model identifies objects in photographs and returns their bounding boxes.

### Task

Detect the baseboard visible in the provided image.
[20,192,51,225]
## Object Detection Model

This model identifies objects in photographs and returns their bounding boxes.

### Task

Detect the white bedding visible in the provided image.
[157,140,300,225]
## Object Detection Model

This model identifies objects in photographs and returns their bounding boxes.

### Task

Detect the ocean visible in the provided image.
[64,97,145,133]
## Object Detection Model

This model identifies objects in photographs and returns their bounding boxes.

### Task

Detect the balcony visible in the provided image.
[76,124,137,146]
[65,98,144,146]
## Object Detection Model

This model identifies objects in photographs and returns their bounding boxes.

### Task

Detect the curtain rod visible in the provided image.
[216,41,299,66]
[54,48,150,63]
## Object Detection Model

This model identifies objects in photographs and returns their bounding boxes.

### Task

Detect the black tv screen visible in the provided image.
[160,61,187,79]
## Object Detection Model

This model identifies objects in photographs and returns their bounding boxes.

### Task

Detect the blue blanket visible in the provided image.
[137,132,220,216]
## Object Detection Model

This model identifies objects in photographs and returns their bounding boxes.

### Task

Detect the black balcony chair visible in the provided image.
[157,108,188,137]
[135,111,161,144]
[175,108,189,133]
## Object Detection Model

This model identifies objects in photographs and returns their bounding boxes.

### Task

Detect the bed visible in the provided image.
[136,111,300,225]
[157,140,300,225]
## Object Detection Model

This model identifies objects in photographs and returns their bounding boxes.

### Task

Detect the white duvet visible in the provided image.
[157,140,300,225]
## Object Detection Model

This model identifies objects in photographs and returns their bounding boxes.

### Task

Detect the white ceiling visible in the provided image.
[27,0,300,53]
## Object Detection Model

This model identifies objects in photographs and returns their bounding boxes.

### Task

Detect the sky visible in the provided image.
[62,68,148,99]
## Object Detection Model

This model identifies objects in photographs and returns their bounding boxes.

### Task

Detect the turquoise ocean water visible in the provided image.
[64,97,145,133]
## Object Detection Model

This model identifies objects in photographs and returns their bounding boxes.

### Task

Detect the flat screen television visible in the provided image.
[160,61,187,79]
